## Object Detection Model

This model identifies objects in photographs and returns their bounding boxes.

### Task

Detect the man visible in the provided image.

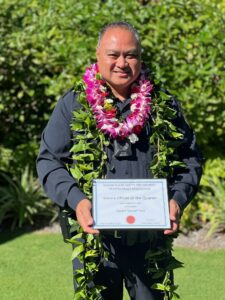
[37,22,202,300]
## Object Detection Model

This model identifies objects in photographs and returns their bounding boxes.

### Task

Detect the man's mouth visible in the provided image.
[114,71,129,76]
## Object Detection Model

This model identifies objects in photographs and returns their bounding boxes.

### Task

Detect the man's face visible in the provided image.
[96,27,141,99]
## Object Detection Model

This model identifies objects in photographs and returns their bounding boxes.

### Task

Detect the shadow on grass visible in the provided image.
[0,228,29,244]
[0,218,58,245]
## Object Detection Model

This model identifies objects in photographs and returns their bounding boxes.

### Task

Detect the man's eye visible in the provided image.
[108,54,118,58]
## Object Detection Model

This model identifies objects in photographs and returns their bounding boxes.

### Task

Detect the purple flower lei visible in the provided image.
[83,63,153,143]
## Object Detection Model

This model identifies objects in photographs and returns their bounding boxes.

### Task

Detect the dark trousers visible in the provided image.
[73,235,167,300]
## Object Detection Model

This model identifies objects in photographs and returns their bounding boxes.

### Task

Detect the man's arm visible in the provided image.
[164,98,203,235]
[169,98,203,209]
[36,90,98,234]
[36,90,87,210]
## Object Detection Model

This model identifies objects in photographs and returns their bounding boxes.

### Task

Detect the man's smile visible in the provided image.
[113,70,130,76]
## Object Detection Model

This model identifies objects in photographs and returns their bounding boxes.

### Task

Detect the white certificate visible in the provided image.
[92,179,170,229]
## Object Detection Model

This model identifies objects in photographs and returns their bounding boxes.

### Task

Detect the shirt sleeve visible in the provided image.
[168,99,203,211]
[36,89,87,210]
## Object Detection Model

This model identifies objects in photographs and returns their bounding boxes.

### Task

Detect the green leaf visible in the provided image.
[170,131,183,138]
[169,161,185,167]
[172,292,180,300]
[73,153,95,161]
[71,232,84,240]
[86,233,95,244]
[71,244,85,260]
[84,172,98,181]
[151,283,166,291]
[71,140,90,153]
[85,250,98,258]
[70,166,83,181]
[79,163,94,171]
[73,110,89,121]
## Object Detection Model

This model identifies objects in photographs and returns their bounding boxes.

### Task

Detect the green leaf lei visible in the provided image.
[68,77,185,300]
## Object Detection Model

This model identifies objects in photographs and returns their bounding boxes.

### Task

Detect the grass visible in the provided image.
[0,231,225,300]
[0,230,73,300]
[175,247,225,300]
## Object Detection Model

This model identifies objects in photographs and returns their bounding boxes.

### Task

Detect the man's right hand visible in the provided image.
[75,199,99,234]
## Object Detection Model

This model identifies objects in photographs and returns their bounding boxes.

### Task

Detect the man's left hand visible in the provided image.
[164,199,181,235]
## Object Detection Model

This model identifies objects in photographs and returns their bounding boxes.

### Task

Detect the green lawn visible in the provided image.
[0,230,73,300]
[0,231,225,300]
[175,247,225,300]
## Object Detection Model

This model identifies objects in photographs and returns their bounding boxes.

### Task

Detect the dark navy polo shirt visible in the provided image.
[36,89,203,212]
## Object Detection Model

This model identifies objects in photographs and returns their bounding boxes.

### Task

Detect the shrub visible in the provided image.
[197,159,225,235]
[0,167,57,229]
[181,158,225,234]
[1,0,224,158]
[136,0,225,156]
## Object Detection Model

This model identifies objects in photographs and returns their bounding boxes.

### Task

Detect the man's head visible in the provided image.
[96,22,141,100]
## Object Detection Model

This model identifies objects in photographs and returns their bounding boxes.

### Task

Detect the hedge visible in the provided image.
[1,0,224,157]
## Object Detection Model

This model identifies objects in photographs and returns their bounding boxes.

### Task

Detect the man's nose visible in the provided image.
[116,55,127,68]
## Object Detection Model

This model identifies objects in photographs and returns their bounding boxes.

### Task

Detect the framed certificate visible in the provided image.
[92,179,170,229]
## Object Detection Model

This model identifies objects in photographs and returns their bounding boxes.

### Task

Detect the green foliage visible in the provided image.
[70,83,108,198]
[0,0,103,150]
[197,158,225,235]
[137,0,225,157]
[0,147,11,172]
[0,167,57,229]
[1,0,224,159]
[69,72,184,299]
[68,83,111,299]
[68,219,107,300]
[145,235,183,300]
[0,142,39,176]
[150,87,185,179]
[181,158,225,234]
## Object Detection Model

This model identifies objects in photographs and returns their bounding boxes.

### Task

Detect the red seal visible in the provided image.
[126,215,136,224]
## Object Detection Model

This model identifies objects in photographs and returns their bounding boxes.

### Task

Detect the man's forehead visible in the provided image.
[99,27,139,46]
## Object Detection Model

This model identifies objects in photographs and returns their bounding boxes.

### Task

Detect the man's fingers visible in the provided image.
[164,199,181,235]
[77,214,99,234]
[169,213,177,222]
[77,210,97,233]
[76,199,99,234]
[77,210,99,234]
[79,206,93,226]
[164,220,179,235]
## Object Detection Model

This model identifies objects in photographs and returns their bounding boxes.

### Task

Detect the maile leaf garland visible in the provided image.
[68,63,185,300]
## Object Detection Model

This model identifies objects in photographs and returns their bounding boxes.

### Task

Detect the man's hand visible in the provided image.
[75,199,99,234]
[164,199,181,235]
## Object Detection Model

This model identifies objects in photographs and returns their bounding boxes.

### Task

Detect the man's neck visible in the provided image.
[110,86,130,101]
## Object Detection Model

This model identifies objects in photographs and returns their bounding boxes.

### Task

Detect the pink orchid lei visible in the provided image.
[83,63,153,143]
